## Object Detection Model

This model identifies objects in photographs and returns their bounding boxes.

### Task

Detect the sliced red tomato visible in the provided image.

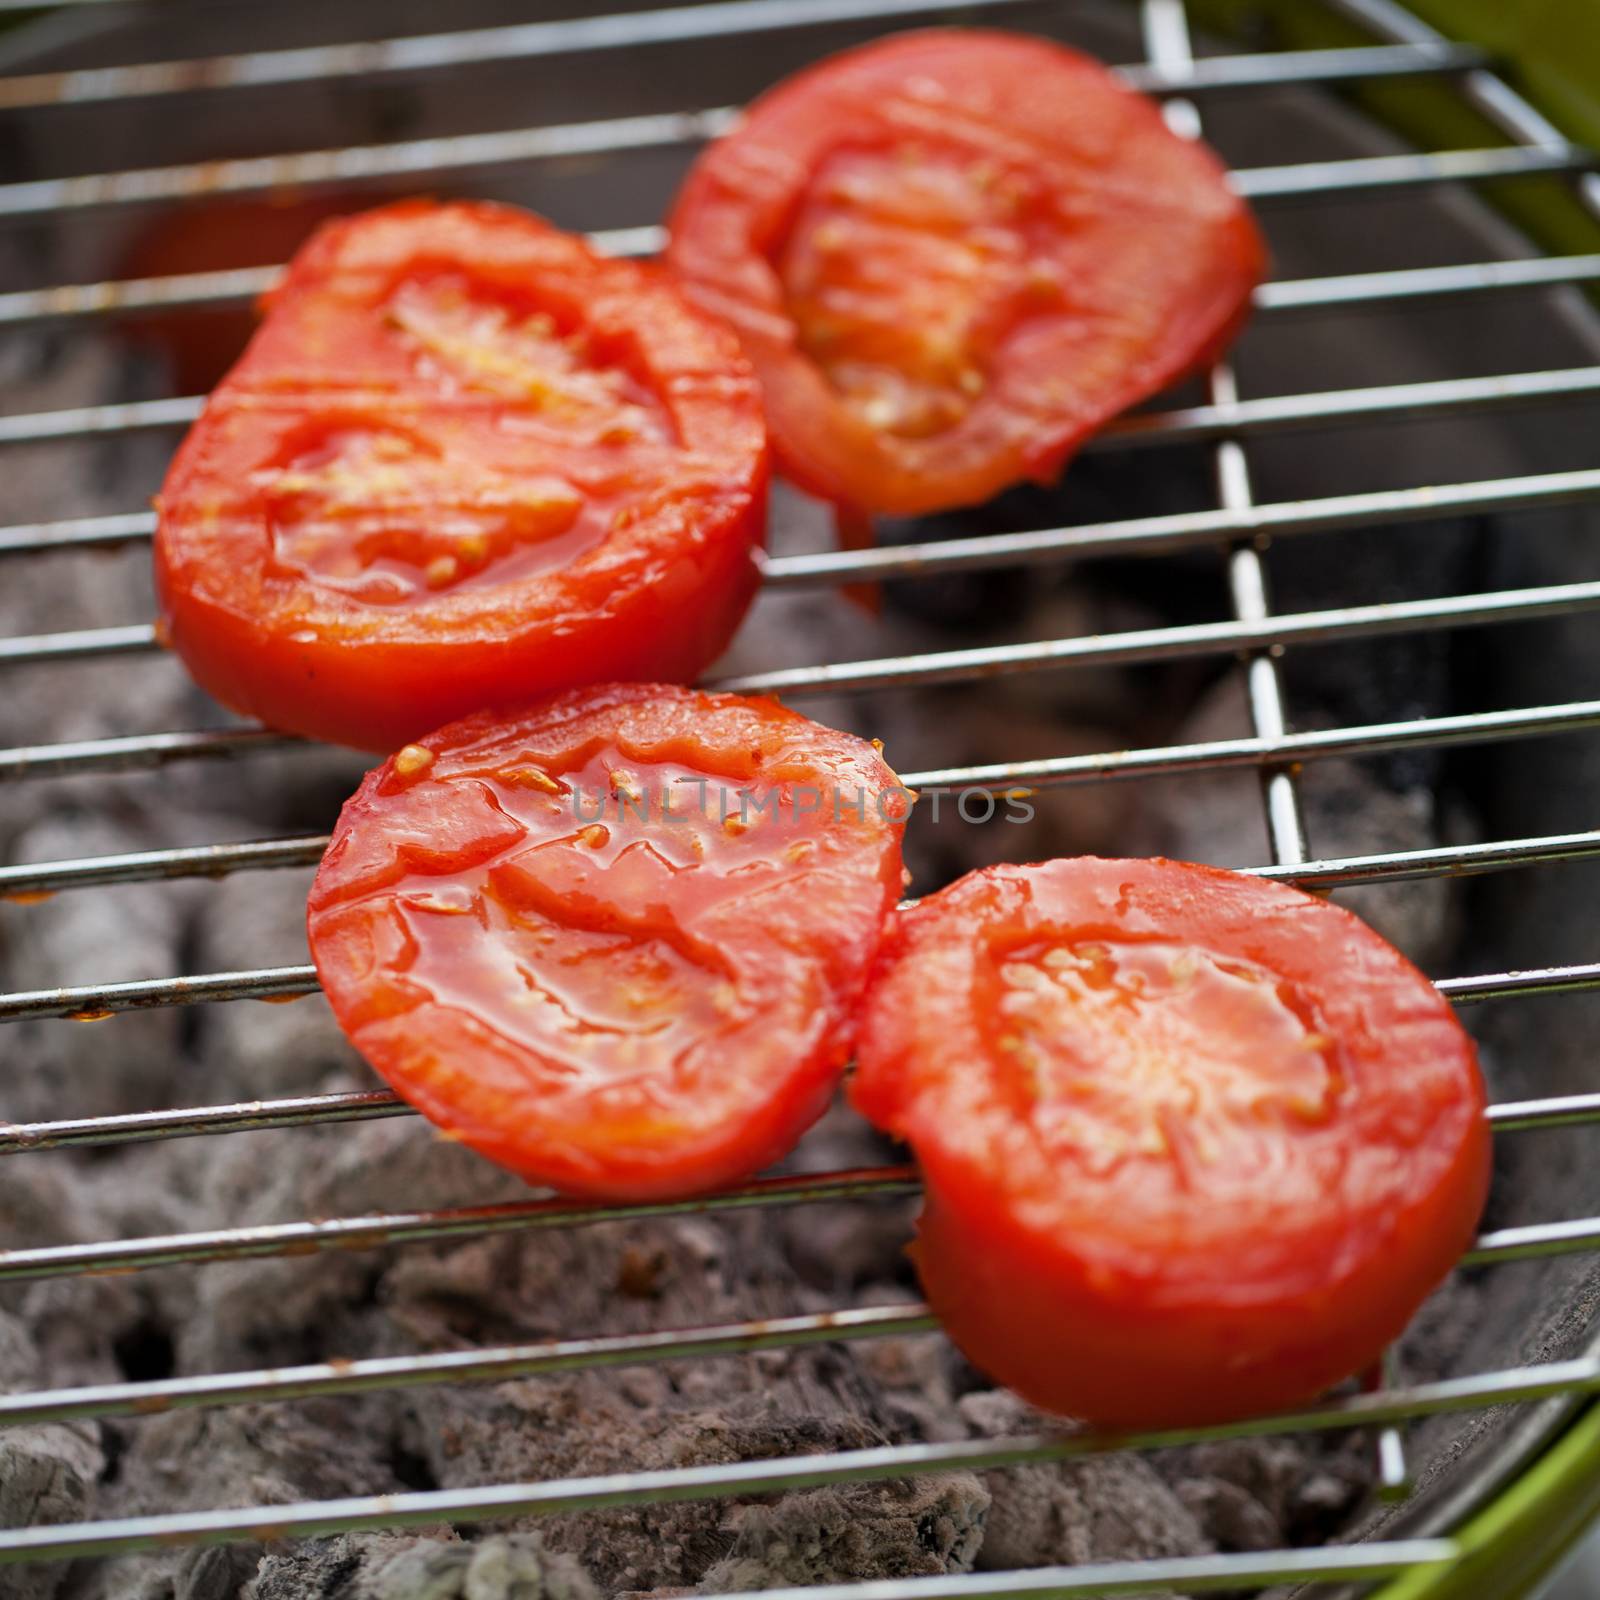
[666,29,1266,520]
[850,856,1489,1427]
[155,201,768,752]
[307,685,909,1202]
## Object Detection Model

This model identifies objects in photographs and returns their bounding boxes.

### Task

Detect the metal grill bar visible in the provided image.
[14,1350,1600,1564]
[8,820,1600,903]
[0,1305,939,1431]
[5,468,1597,584]
[1438,963,1600,1004]
[0,0,1053,113]
[1467,1219,1600,1266]
[566,1547,1460,1600]
[6,1076,1598,1160]
[0,394,200,446]
[909,699,1600,789]
[1253,829,1600,887]
[7,363,1598,458]
[7,246,1594,340]
[7,693,1600,796]
[0,113,1581,226]
[1090,365,1600,449]
[0,1166,923,1283]
[0,1092,1588,1431]
[0,835,326,897]
[0,5,1485,114]
[0,510,156,560]
[0,1090,411,1152]
[0,1155,1592,1284]
[0,106,741,222]
[19,575,1600,683]
[0,623,156,667]
[1488,1093,1600,1132]
[1256,252,1600,311]
[0,0,133,10]
[0,964,321,1020]
[0,728,296,782]
[1146,0,1307,875]
[763,467,1600,584]
[1233,143,1589,199]
[0,266,281,331]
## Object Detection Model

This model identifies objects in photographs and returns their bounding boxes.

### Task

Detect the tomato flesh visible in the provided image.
[850,857,1490,1427]
[667,29,1266,518]
[308,685,908,1201]
[156,201,768,752]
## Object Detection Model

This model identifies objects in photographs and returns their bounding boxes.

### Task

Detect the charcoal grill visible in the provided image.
[3,0,1600,1594]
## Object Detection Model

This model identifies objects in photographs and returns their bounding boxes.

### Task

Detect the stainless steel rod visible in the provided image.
[0,510,156,558]
[0,1305,937,1430]
[0,6,1482,114]
[7,1358,1597,1562]
[0,107,741,221]
[5,468,1597,584]
[761,467,1600,585]
[0,835,326,897]
[7,247,1590,339]
[1,1105,1597,1279]
[8,822,1600,905]
[3,361,1594,458]
[0,1090,410,1153]
[19,574,1600,682]
[1256,253,1600,311]
[9,948,1595,1029]
[0,728,298,782]
[0,115,1578,222]
[6,692,1600,797]
[4,1078,1598,1160]
[0,1167,923,1282]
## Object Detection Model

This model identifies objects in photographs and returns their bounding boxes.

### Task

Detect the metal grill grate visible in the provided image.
[3,0,1600,1588]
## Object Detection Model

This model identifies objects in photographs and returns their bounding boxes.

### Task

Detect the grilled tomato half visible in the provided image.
[156,201,768,751]
[851,856,1489,1427]
[308,685,909,1201]
[667,29,1264,521]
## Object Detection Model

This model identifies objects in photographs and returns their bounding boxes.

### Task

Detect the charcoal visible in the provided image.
[956,1392,1209,1572]
[698,1477,989,1592]
[177,1546,269,1600]
[1131,672,1463,968]
[1160,1435,1369,1555]
[0,1314,104,1600]
[243,1533,596,1600]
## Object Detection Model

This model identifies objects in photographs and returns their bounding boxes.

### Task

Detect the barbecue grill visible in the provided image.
[3,0,1600,1594]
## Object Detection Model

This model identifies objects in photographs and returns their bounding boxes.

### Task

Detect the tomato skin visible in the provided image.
[666,29,1266,519]
[308,685,907,1202]
[850,857,1489,1427]
[156,201,768,752]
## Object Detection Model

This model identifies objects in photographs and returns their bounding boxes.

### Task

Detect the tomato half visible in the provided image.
[155,201,768,752]
[308,685,909,1201]
[850,857,1489,1427]
[666,29,1266,520]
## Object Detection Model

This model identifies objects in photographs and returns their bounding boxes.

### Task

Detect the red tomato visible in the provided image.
[155,201,768,752]
[307,685,909,1201]
[850,856,1489,1427]
[666,30,1266,519]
